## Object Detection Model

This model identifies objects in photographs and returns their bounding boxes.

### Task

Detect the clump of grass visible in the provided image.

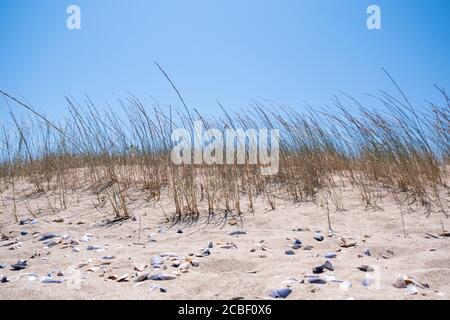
[0,74,448,225]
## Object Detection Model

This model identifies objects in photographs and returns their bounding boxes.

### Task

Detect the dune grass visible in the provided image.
[0,77,448,226]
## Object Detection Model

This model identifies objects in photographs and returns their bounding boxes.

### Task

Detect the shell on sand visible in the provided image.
[134,263,147,271]
[116,273,129,282]
[179,262,190,271]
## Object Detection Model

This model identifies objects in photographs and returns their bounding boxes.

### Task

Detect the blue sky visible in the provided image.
[0,0,449,121]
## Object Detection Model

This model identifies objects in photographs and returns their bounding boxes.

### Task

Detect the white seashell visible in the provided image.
[179,262,190,271]
[87,267,100,272]
[159,253,178,257]
[405,285,418,295]
[190,260,200,267]
[80,234,93,242]
[41,276,62,284]
[171,260,181,268]
[116,273,129,282]
[134,263,147,271]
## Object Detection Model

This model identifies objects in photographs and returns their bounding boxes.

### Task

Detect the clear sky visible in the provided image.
[0,0,449,121]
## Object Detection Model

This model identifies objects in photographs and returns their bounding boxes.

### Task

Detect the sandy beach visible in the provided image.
[1,183,448,300]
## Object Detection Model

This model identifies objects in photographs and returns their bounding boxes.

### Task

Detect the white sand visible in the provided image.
[0,184,449,300]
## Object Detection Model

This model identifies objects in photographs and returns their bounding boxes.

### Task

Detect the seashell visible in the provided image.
[324,252,337,259]
[314,234,324,242]
[149,273,177,281]
[62,234,70,240]
[340,238,357,248]
[380,250,394,259]
[102,255,115,260]
[116,273,129,282]
[108,274,119,280]
[76,261,90,269]
[202,248,211,256]
[38,233,57,241]
[292,239,302,245]
[179,262,190,271]
[405,284,418,295]
[149,285,167,292]
[291,244,302,250]
[1,275,9,283]
[307,275,327,284]
[171,260,181,267]
[19,219,38,225]
[40,276,62,284]
[250,248,256,253]
[159,253,178,257]
[11,260,27,270]
[207,241,213,248]
[313,265,325,274]
[357,265,374,272]
[340,281,352,291]
[133,282,146,288]
[87,245,106,252]
[285,249,295,255]
[80,234,92,243]
[133,263,146,271]
[303,245,314,251]
[190,260,200,267]
[0,263,5,269]
[228,230,247,236]
[269,288,292,299]
[52,217,64,223]
[73,247,80,253]
[363,248,371,256]
[71,240,80,246]
[392,276,407,289]
[134,273,150,282]
[323,261,334,271]
[176,229,183,234]
[20,231,29,236]
[44,238,62,247]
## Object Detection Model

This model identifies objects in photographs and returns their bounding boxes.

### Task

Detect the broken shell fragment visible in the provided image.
[149,273,177,281]
[323,261,334,271]
[357,265,374,272]
[171,260,181,268]
[313,265,325,274]
[116,273,129,282]
[285,249,295,255]
[11,260,27,270]
[190,260,200,267]
[269,288,292,299]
